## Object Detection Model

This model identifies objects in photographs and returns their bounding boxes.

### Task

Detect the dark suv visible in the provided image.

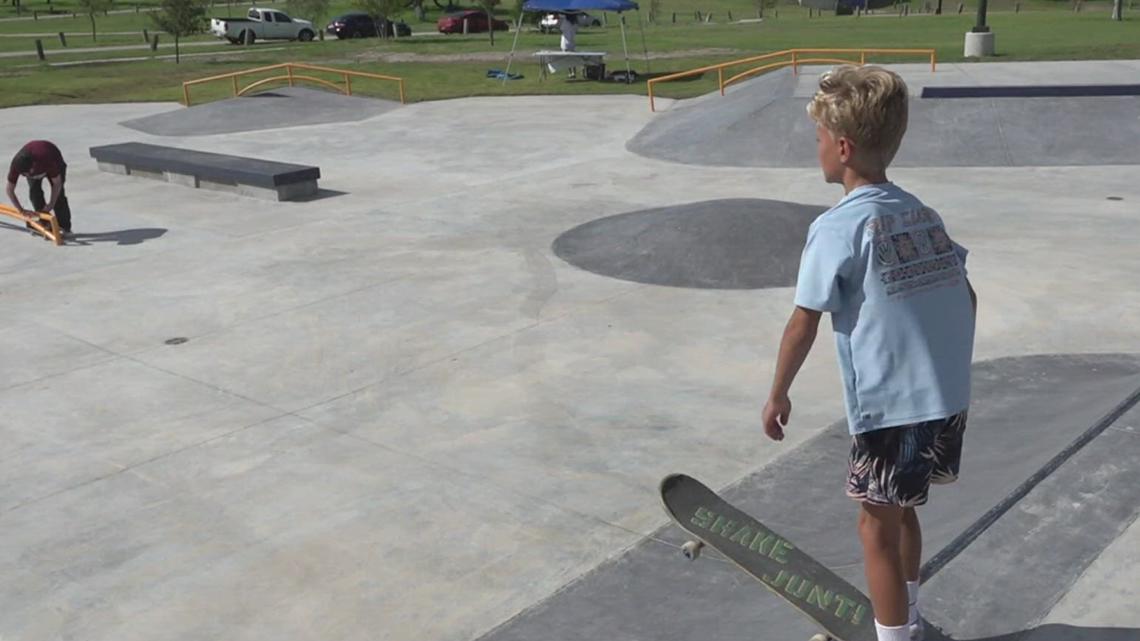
[326,12,412,38]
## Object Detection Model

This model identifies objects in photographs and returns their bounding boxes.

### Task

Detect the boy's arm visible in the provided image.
[5,180,30,217]
[47,174,63,212]
[762,306,823,441]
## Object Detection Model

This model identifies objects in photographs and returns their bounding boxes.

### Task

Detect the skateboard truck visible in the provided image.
[681,540,704,560]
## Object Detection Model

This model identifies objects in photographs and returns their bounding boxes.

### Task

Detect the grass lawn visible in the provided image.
[0,2,1136,108]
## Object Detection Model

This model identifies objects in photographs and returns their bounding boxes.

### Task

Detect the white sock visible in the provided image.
[875,620,911,641]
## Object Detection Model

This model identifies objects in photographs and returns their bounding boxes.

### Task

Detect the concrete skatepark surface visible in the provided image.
[121,86,403,136]
[628,61,1140,168]
[1,60,1139,641]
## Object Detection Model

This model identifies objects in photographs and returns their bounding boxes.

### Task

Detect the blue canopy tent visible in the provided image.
[504,0,644,83]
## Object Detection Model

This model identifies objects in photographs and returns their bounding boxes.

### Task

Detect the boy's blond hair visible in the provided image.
[807,65,909,168]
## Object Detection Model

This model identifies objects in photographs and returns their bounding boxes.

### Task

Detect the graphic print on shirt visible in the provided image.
[867,208,964,298]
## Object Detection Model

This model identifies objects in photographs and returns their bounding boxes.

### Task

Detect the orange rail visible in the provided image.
[0,203,62,245]
[646,48,936,112]
[182,62,406,106]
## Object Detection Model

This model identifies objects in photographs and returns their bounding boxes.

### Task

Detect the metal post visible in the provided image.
[143,28,149,42]
[503,11,525,84]
[792,50,797,74]
[462,18,468,34]
[151,34,159,50]
[974,0,989,30]
[619,14,632,83]
[398,78,405,103]
[183,83,191,105]
[287,64,295,86]
[35,39,45,60]
[232,75,238,95]
[860,50,866,64]
[58,31,67,46]
[346,74,353,95]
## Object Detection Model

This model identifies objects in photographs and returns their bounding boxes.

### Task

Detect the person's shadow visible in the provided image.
[0,222,167,246]
[927,623,1140,641]
[68,228,167,246]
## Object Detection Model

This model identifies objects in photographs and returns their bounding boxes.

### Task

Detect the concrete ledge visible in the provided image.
[89,142,320,202]
[923,84,1140,99]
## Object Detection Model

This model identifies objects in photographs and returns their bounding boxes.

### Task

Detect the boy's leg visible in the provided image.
[26,178,46,233]
[28,178,46,211]
[54,183,72,232]
[859,503,909,626]
[848,420,948,640]
[900,507,922,637]
[900,507,921,581]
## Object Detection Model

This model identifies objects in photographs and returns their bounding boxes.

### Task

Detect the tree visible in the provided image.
[1111,0,1122,20]
[353,0,404,38]
[151,0,205,63]
[478,0,500,45]
[76,0,113,42]
[287,0,331,36]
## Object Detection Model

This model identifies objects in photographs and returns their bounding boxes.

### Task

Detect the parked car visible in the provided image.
[437,9,510,34]
[539,11,601,33]
[326,12,412,39]
[210,8,316,43]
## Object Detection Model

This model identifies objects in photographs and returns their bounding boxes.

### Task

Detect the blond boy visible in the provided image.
[761,66,977,641]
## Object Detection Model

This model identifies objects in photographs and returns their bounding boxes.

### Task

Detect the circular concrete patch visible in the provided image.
[552,198,826,290]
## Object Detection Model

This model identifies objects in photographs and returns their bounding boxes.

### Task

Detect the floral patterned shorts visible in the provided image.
[846,412,968,507]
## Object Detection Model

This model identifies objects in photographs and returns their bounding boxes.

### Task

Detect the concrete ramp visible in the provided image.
[628,69,1140,168]
[121,86,402,137]
[478,354,1140,641]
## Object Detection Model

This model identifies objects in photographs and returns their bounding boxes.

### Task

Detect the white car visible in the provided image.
[210,8,317,44]
[539,11,602,33]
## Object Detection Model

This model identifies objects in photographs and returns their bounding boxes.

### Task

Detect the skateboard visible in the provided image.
[0,203,62,245]
[660,473,877,641]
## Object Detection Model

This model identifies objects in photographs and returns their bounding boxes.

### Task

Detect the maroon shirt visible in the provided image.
[8,140,65,184]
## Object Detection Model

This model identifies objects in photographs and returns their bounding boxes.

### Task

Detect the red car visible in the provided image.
[437,9,510,34]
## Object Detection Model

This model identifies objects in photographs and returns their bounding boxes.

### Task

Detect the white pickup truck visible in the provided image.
[210,8,317,43]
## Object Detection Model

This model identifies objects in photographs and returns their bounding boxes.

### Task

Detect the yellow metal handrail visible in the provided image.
[646,48,936,112]
[0,203,61,246]
[182,62,406,106]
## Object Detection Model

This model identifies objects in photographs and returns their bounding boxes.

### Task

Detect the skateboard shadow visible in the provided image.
[927,623,1140,641]
[69,228,168,246]
[0,219,56,240]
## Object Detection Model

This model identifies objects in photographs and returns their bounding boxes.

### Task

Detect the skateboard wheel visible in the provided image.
[808,635,832,641]
[681,540,703,560]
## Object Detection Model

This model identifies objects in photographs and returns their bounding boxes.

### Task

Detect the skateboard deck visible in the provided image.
[660,473,877,641]
[0,204,62,245]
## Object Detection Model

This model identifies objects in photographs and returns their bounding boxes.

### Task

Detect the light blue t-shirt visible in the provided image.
[794,183,975,435]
